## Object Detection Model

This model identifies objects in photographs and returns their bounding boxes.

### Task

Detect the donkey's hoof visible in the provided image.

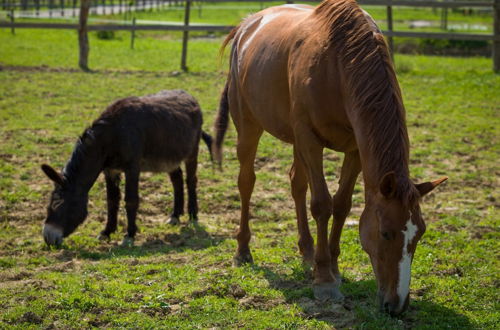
[233,252,254,266]
[333,273,343,285]
[121,236,135,247]
[313,282,344,302]
[166,216,180,225]
[97,233,110,242]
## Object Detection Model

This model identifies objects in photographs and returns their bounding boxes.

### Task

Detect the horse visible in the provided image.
[42,90,213,247]
[213,0,447,316]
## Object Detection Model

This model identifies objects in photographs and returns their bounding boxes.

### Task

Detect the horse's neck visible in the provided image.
[63,140,104,194]
[351,107,411,193]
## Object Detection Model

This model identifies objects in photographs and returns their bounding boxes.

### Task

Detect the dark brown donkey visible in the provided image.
[214,0,447,315]
[42,90,212,247]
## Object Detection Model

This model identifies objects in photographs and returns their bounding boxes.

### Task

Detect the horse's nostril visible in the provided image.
[384,302,390,312]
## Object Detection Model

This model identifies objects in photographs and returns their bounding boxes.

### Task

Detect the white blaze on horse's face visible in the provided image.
[397,213,418,310]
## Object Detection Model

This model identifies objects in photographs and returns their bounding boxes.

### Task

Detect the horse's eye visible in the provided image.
[381,231,392,240]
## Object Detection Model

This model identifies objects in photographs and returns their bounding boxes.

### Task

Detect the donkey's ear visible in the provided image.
[379,171,397,199]
[416,177,448,197]
[41,164,65,186]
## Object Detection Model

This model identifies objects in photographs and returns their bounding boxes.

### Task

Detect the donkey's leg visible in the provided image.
[122,167,140,246]
[233,123,263,266]
[329,151,361,282]
[185,149,199,222]
[294,123,342,302]
[99,170,121,240]
[167,168,184,225]
[290,147,314,265]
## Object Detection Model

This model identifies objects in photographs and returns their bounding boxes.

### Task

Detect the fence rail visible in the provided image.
[2,0,500,71]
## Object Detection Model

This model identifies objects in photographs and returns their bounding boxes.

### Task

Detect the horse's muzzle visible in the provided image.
[43,223,64,247]
[379,291,409,316]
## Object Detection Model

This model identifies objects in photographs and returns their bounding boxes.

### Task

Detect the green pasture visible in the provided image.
[0,23,499,329]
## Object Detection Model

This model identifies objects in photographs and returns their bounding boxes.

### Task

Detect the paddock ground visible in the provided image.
[0,28,499,328]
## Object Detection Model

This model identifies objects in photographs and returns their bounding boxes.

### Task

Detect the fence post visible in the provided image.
[181,0,191,72]
[78,0,91,71]
[10,8,15,35]
[131,17,136,49]
[494,0,500,72]
[387,0,394,61]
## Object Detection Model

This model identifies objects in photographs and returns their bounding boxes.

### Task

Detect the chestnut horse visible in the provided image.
[214,0,447,315]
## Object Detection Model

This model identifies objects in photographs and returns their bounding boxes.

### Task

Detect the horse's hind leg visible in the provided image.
[290,147,314,265]
[99,170,121,241]
[329,151,361,281]
[167,168,184,225]
[233,122,263,266]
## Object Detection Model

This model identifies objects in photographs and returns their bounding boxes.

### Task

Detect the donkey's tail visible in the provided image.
[213,83,229,170]
[201,130,213,163]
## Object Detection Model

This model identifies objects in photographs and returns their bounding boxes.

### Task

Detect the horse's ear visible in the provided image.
[379,171,397,199]
[41,164,65,186]
[416,177,448,197]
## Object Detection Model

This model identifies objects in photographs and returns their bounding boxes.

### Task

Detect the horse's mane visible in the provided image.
[315,0,418,204]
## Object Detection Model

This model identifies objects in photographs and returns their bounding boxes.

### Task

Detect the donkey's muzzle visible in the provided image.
[43,223,64,247]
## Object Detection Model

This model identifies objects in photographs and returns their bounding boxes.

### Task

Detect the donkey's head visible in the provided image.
[359,172,447,316]
[41,164,89,247]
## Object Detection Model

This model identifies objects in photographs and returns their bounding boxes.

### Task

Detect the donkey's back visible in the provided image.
[100,89,203,173]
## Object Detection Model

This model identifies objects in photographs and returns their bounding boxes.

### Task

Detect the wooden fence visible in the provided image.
[1,0,500,71]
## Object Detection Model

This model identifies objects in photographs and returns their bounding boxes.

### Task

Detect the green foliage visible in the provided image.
[0,25,499,329]
[95,30,116,40]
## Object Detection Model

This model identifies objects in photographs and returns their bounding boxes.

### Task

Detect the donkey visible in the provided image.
[41,90,212,247]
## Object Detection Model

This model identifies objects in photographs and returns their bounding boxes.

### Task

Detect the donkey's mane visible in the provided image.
[62,129,94,184]
[315,0,418,204]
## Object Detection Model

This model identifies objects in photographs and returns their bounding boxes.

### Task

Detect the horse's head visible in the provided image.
[41,164,88,247]
[359,172,447,316]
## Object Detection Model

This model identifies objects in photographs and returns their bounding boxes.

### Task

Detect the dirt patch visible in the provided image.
[238,295,286,310]
[18,311,43,324]
[38,260,80,273]
[296,297,356,328]
[432,267,463,277]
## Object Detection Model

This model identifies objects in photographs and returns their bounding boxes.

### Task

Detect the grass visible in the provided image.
[1,24,500,329]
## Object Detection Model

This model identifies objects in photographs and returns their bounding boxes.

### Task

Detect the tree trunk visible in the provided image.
[78,0,91,71]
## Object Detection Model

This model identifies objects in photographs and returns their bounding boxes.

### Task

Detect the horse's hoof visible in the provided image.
[301,251,315,267]
[166,216,180,225]
[97,233,110,241]
[121,236,135,247]
[188,214,198,223]
[233,252,253,266]
[313,282,344,302]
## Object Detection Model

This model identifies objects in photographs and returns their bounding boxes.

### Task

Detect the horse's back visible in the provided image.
[229,5,315,142]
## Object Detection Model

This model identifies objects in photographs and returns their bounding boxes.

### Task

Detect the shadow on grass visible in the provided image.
[54,222,229,261]
[253,264,474,329]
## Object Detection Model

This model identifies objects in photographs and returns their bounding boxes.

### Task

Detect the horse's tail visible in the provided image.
[218,25,239,63]
[213,82,229,170]
[200,130,214,163]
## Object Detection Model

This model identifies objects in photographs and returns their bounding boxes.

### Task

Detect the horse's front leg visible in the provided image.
[99,170,121,241]
[329,151,361,282]
[167,168,184,225]
[294,123,343,302]
[122,167,140,246]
